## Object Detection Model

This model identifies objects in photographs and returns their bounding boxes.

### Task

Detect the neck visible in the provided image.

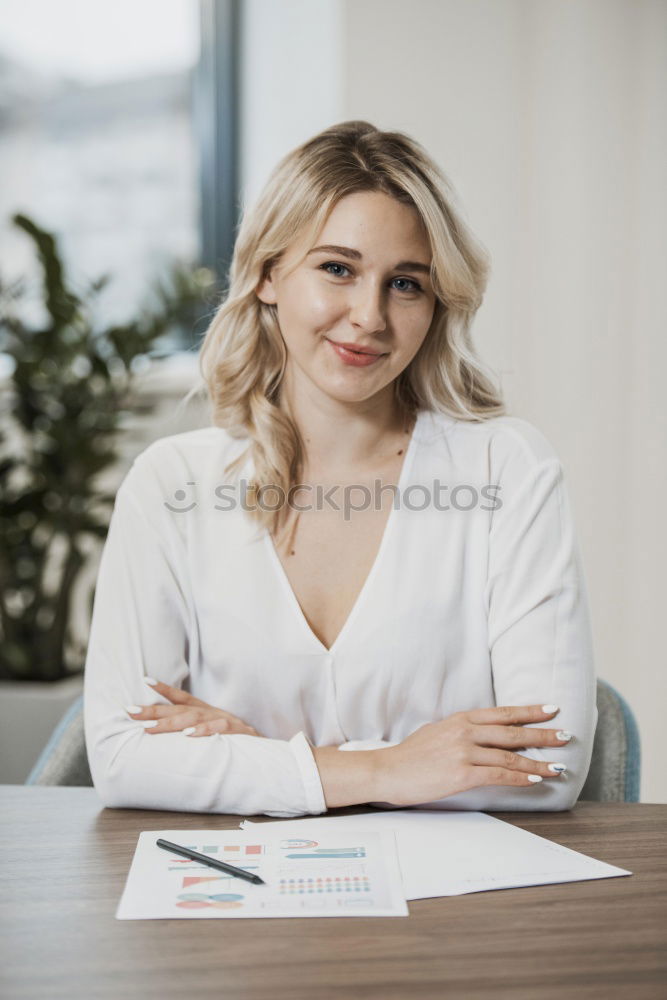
[280,387,415,479]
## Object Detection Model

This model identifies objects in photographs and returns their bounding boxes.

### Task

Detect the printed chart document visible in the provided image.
[116,828,408,919]
[241,810,632,901]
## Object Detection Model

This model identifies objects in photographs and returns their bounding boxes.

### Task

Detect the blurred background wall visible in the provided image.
[1,0,665,800]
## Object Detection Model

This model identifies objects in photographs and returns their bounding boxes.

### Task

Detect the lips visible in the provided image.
[327,340,385,356]
[326,339,387,367]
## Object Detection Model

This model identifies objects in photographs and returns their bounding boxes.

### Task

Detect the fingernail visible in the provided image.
[542,704,559,714]
[548,763,567,773]
[556,730,572,742]
[183,726,196,735]
[142,720,158,728]
[144,676,158,686]
[528,774,543,783]
[125,705,142,714]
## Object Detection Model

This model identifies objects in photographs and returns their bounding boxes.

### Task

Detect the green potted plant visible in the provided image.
[0,213,215,780]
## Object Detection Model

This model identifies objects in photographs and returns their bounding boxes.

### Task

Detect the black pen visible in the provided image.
[156,838,266,885]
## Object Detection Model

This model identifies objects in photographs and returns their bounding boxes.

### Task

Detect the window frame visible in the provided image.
[195,0,241,289]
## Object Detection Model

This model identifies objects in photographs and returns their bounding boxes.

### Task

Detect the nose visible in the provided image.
[348,280,387,334]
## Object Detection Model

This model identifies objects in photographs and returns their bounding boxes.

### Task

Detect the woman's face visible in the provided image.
[256,190,437,411]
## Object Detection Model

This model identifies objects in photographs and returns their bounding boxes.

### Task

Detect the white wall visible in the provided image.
[239,0,344,208]
[239,0,667,802]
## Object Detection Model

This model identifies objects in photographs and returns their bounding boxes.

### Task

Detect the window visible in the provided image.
[0,0,239,353]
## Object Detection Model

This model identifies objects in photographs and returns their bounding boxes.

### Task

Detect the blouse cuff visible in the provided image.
[288,731,328,815]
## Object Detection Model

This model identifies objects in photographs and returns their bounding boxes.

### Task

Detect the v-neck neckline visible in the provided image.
[263,409,424,656]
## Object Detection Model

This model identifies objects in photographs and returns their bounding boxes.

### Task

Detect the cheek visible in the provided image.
[285,276,342,329]
[393,305,433,351]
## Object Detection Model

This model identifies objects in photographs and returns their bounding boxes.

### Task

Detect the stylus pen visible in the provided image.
[156,838,266,885]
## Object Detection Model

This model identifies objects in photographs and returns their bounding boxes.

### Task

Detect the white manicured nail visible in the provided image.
[548,763,567,773]
[125,705,142,714]
[542,704,559,713]
[142,720,158,728]
[183,726,196,735]
[144,676,158,686]
[528,774,543,783]
[556,731,573,742]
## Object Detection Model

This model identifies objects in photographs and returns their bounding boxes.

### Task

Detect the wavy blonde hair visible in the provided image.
[183,119,506,545]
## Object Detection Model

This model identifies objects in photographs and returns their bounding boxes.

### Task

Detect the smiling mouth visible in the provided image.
[326,338,388,368]
[326,339,386,356]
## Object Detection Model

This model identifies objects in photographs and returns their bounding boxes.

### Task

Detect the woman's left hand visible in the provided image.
[125,679,263,738]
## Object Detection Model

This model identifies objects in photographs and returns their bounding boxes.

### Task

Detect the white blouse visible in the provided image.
[83,407,598,817]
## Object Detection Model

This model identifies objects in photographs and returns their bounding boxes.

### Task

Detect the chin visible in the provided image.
[320,383,384,406]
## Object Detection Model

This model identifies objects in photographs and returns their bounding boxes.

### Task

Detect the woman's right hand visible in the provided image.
[373,704,572,807]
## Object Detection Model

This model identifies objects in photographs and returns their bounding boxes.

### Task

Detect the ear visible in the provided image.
[256,265,278,305]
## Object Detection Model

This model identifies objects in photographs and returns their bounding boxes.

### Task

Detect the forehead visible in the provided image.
[289,190,431,264]
[318,191,429,251]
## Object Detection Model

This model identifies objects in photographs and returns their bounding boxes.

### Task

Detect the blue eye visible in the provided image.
[320,261,350,278]
[318,261,422,294]
[391,276,422,294]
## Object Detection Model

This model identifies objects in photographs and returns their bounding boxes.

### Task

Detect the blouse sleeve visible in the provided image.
[419,454,597,812]
[83,461,327,819]
[348,451,598,812]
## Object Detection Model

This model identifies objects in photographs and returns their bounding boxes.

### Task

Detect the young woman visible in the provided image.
[83,120,597,817]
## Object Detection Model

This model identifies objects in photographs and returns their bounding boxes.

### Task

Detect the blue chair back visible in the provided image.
[26,693,92,787]
[580,678,641,801]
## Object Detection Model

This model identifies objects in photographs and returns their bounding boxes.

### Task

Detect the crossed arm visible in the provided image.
[123,680,590,811]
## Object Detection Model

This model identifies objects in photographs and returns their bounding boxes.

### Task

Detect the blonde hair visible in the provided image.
[183,120,506,544]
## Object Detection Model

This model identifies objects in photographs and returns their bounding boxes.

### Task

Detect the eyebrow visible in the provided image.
[307,244,431,275]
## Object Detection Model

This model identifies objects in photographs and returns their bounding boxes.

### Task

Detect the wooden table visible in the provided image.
[1,787,665,1000]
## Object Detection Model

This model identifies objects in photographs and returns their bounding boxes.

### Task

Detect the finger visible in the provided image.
[473,723,573,749]
[125,704,146,717]
[135,707,204,732]
[471,747,567,778]
[143,678,209,708]
[214,710,261,731]
[466,704,560,726]
[126,704,198,722]
[140,715,200,733]
[472,766,551,788]
[184,719,260,738]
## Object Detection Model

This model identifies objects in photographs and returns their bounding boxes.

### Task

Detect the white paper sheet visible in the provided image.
[241,810,632,900]
[116,828,408,919]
